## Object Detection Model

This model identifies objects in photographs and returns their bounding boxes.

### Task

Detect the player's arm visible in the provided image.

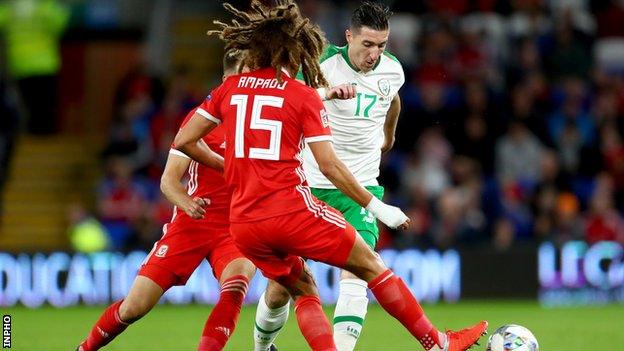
[381,94,401,153]
[173,112,223,171]
[160,151,208,219]
[308,140,410,230]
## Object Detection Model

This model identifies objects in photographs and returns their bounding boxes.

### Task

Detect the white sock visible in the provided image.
[254,292,290,351]
[333,278,369,351]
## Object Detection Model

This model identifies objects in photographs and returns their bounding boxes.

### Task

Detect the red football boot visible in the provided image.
[443,320,488,351]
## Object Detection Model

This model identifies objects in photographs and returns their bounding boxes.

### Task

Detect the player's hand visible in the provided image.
[396,217,411,231]
[379,205,410,230]
[326,83,357,100]
[182,197,210,219]
[365,197,411,230]
[381,136,395,153]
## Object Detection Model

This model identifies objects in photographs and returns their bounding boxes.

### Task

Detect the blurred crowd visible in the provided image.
[94,66,198,251]
[5,0,624,252]
[375,0,624,251]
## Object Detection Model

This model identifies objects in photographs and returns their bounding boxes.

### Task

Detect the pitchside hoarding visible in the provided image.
[0,249,460,307]
[1,241,622,307]
[539,241,624,306]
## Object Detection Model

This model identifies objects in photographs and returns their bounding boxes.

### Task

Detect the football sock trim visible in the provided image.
[333,316,364,326]
[254,321,284,335]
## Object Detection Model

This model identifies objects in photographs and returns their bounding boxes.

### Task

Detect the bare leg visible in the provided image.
[119,276,164,322]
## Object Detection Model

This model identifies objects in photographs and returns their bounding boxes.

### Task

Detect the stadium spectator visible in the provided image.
[401,128,452,200]
[584,174,624,244]
[148,67,198,180]
[66,201,110,253]
[551,192,584,245]
[0,78,18,218]
[96,157,151,250]
[431,177,486,249]
[496,120,544,186]
[0,0,69,135]
[102,91,156,175]
[593,0,624,38]
[544,14,592,80]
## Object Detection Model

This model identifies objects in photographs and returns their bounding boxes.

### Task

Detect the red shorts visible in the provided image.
[139,217,244,290]
[230,207,356,286]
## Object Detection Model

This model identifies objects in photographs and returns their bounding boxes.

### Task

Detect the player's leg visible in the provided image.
[278,260,336,351]
[77,270,173,351]
[312,186,381,351]
[253,279,290,351]
[333,230,376,351]
[198,256,256,351]
[292,202,486,351]
[341,235,487,351]
[334,232,376,351]
[229,219,336,351]
[333,269,367,351]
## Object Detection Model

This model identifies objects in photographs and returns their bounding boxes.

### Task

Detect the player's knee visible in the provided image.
[265,280,291,309]
[346,249,386,283]
[221,257,257,282]
[283,265,319,300]
[118,299,151,323]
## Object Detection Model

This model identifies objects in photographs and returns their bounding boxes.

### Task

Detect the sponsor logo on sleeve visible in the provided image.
[320,109,329,127]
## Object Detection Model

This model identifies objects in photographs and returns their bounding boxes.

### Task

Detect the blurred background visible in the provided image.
[1,0,624,309]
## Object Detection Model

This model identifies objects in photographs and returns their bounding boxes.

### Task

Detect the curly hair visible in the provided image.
[207,0,328,88]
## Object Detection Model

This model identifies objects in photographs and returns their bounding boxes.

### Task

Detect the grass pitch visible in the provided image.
[4,301,623,350]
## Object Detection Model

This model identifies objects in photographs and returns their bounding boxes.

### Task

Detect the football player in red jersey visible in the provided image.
[77,50,257,351]
[175,2,488,351]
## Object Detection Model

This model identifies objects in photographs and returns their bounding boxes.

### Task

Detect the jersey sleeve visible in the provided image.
[168,110,195,158]
[396,65,406,95]
[195,84,225,124]
[300,92,332,143]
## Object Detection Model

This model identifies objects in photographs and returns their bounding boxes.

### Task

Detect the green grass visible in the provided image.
[3,301,623,350]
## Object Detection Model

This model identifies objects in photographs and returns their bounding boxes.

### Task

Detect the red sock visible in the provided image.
[293,295,336,351]
[369,270,443,350]
[79,300,129,351]
[197,275,249,351]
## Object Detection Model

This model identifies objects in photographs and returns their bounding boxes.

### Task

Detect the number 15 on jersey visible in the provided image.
[230,94,284,160]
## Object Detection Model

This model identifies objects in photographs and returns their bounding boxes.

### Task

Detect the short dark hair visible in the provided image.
[350,1,392,32]
[223,49,244,74]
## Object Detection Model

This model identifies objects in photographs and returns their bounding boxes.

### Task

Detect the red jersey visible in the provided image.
[170,99,231,224]
[201,68,332,222]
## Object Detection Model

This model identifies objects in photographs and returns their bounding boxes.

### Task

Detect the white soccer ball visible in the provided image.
[486,324,539,351]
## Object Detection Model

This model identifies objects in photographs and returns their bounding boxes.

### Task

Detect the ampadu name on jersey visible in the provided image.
[237,76,288,90]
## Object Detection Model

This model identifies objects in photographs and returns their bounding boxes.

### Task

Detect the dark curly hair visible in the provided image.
[208,0,328,88]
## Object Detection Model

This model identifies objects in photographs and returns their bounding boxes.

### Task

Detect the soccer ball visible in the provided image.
[486,324,539,351]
